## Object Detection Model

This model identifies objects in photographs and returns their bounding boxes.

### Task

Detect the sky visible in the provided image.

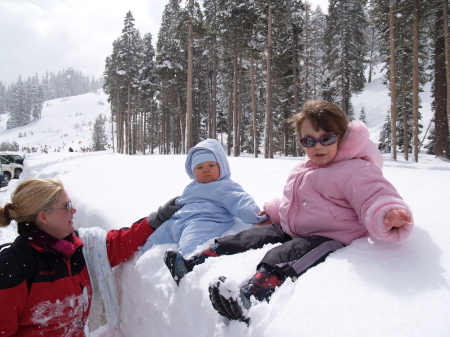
[0,77,449,336]
[0,0,330,87]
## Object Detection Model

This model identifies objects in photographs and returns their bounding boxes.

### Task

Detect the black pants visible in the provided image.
[214,224,344,279]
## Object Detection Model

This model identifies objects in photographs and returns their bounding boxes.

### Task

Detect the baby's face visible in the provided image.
[193,161,220,183]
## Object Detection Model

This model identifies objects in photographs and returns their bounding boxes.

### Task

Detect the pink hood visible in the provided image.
[331,120,384,169]
[264,120,413,244]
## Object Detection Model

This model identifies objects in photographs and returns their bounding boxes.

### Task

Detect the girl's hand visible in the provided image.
[384,209,412,229]
[253,210,273,226]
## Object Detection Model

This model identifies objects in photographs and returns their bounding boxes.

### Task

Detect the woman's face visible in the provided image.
[36,190,77,239]
[300,118,338,166]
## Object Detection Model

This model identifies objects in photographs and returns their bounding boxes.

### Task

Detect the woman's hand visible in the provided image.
[384,209,412,229]
[253,210,272,226]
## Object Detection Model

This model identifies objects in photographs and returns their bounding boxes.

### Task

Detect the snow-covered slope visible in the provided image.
[0,90,112,153]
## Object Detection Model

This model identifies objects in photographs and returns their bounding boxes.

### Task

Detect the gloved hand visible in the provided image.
[208,276,250,323]
[148,196,181,230]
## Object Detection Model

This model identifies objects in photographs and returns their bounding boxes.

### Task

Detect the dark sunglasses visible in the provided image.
[299,134,338,148]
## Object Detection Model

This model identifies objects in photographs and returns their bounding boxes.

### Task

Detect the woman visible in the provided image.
[0,178,179,336]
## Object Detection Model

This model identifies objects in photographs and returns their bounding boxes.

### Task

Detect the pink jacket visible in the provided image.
[264,120,413,245]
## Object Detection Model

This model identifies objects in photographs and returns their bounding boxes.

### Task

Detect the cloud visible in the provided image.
[0,0,166,85]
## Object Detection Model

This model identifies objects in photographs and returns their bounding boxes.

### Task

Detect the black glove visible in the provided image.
[208,276,250,323]
[148,196,181,230]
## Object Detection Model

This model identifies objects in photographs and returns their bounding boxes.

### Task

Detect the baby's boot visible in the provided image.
[164,245,219,285]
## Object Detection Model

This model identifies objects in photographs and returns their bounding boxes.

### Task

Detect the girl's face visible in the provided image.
[300,118,338,166]
[36,190,77,239]
[193,161,220,183]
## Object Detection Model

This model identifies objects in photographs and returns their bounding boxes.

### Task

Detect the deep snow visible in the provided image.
[0,79,449,336]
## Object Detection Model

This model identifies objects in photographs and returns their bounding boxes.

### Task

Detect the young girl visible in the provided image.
[164,100,413,322]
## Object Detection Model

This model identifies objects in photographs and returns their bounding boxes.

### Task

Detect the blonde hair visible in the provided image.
[0,178,64,228]
[292,100,349,145]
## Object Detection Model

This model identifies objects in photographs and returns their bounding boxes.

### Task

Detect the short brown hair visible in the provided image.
[292,100,348,145]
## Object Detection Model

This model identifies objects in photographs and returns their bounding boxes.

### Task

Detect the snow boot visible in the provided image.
[164,245,219,285]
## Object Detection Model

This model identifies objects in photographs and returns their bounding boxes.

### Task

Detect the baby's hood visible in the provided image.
[331,120,384,169]
[185,139,231,180]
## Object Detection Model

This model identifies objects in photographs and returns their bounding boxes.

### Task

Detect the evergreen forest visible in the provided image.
[4,0,450,161]
[0,68,103,129]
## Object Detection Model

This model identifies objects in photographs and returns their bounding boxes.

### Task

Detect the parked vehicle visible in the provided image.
[0,164,9,188]
[0,153,24,165]
[0,155,23,179]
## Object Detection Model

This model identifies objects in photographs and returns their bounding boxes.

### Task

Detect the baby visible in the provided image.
[139,139,267,283]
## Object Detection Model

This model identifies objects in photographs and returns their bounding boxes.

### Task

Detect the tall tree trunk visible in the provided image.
[233,49,239,157]
[132,111,137,155]
[435,2,450,158]
[177,87,185,153]
[111,91,116,153]
[389,0,397,160]
[141,108,146,155]
[250,50,258,158]
[293,26,300,157]
[116,90,123,154]
[185,0,194,153]
[127,84,132,155]
[264,0,273,159]
[212,49,217,139]
[401,67,408,161]
[412,0,419,162]
[443,0,450,129]
[227,93,233,156]
[150,104,154,154]
[237,54,243,155]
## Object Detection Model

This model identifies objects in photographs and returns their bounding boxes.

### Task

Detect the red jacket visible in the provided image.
[0,218,154,337]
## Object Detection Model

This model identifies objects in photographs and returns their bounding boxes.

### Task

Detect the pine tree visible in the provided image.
[370,0,430,159]
[270,0,303,156]
[139,33,157,155]
[424,125,436,155]
[300,4,326,101]
[378,113,391,153]
[91,114,108,151]
[365,3,382,83]
[324,0,367,115]
[0,82,6,114]
[359,107,367,124]
[117,11,141,155]
[7,76,30,129]
[10,141,19,151]
[155,0,188,154]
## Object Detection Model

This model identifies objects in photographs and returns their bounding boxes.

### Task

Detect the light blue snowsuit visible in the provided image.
[140,139,267,257]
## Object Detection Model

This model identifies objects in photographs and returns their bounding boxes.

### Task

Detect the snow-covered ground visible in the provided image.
[0,80,449,336]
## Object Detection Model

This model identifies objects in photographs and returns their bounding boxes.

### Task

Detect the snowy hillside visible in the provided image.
[0,85,449,336]
[0,90,112,153]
